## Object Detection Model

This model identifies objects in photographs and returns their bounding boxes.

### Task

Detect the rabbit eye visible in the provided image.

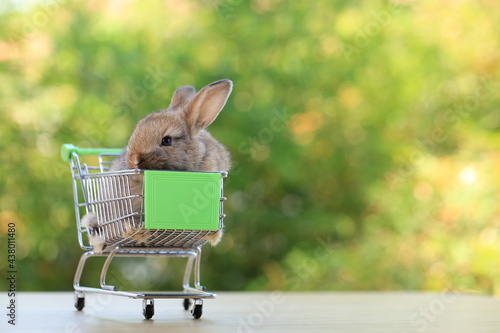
[161,136,172,146]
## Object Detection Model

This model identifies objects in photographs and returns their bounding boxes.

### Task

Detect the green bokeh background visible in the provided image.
[0,0,499,294]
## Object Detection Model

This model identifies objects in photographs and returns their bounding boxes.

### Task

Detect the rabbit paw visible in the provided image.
[82,213,106,253]
[81,212,98,228]
[88,233,107,253]
[121,224,152,245]
[206,229,223,246]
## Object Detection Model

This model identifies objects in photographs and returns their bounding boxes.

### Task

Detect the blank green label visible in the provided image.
[144,170,220,230]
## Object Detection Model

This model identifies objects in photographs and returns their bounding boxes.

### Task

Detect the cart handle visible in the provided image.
[61,144,123,162]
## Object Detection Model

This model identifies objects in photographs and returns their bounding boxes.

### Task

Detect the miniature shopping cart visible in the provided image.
[61,144,227,319]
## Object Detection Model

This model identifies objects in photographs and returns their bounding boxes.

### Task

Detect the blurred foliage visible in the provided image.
[0,0,499,294]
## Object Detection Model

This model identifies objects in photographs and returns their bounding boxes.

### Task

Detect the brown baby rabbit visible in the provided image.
[111,79,232,172]
[84,79,232,253]
[112,79,232,245]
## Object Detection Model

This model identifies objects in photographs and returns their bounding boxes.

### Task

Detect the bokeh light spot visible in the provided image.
[459,165,477,185]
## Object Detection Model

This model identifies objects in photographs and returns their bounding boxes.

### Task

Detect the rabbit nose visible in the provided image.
[129,153,143,169]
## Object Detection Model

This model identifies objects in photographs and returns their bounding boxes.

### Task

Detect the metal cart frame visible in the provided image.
[61,144,227,319]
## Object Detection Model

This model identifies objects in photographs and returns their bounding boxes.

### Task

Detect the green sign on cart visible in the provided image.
[143,170,221,230]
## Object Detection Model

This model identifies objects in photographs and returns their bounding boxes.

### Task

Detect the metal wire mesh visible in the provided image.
[71,153,223,249]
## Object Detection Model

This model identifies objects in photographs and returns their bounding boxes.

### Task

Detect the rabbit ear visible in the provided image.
[185,79,233,132]
[168,86,196,110]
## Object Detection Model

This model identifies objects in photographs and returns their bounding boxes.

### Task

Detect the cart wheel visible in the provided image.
[143,299,154,320]
[183,298,191,310]
[191,300,203,319]
[74,294,85,311]
[192,304,203,319]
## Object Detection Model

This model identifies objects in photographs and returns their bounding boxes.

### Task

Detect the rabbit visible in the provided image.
[84,79,233,252]
[111,79,232,172]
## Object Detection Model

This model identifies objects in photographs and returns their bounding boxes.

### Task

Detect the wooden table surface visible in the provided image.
[2,291,500,332]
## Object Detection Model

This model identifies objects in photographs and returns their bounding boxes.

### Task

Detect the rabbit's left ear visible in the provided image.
[169,86,196,110]
[184,79,233,132]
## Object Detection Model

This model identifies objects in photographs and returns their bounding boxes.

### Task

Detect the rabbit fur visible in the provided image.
[85,79,233,252]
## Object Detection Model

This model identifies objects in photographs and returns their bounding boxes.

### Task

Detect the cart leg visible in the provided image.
[74,251,93,290]
[100,247,119,291]
[182,256,196,290]
[182,255,196,310]
[73,252,93,311]
[193,247,206,291]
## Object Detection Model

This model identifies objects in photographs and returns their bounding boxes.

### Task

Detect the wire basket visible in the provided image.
[61,144,228,319]
[62,144,226,251]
